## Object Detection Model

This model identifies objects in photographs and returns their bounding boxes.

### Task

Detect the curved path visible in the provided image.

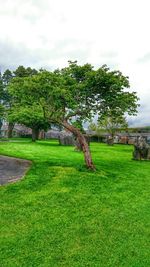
[0,155,31,185]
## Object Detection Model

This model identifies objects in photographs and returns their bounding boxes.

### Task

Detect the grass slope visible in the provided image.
[0,140,150,267]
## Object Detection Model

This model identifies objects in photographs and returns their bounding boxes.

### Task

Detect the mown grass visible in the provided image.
[0,139,150,267]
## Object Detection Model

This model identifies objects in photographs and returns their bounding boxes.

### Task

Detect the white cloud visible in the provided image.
[0,0,150,126]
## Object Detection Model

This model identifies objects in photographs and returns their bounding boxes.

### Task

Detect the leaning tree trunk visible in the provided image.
[61,120,95,170]
[7,122,15,138]
[32,128,39,142]
[0,120,2,137]
[75,135,90,151]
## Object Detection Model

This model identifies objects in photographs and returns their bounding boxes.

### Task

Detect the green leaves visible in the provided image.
[7,62,139,131]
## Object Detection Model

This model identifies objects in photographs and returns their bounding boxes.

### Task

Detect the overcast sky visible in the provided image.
[0,0,150,126]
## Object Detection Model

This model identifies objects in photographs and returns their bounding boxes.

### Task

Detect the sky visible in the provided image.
[0,0,150,127]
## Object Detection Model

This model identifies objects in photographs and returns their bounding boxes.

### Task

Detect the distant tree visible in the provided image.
[2,69,13,86]
[0,72,4,102]
[3,66,38,138]
[1,69,14,137]
[13,66,38,77]
[72,119,85,134]
[88,121,105,142]
[0,71,4,91]
[6,68,48,141]
[88,122,97,133]
[98,114,128,145]
[0,72,5,134]
[8,62,139,170]
[9,105,50,141]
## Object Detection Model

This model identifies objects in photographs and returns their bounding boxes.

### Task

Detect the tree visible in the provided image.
[88,121,105,142]
[9,105,50,141]
[3,66,39,138]
[98,114,128,145]
[2,69,14,138]
[0,72,4,97]
[13,66,38,77]
[8,62,139,170]
[0,72,5,135]
[7,72,49,141]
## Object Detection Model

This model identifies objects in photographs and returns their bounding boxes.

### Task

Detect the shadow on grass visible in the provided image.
[36,141,76,149]
[3,155,149,197]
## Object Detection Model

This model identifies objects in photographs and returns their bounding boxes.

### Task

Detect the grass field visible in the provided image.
[0,139,150,267]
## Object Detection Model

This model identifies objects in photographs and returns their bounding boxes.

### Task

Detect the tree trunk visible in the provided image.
[7,122,15,138]
[75,135,90,151]
[38,130,45,139]
[32,128,39,142]
[61,120,95,170]
[107,134,114,145]
[0,120,2,137]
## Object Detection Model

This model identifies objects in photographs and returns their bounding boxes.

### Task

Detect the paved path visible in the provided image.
[0,155,31,185]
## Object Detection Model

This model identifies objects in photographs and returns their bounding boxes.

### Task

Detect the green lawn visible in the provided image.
[0,140,150,267]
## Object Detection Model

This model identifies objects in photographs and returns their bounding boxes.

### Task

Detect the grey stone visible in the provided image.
[133,136,150,160]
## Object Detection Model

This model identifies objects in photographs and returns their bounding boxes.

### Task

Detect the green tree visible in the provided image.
[3,67,38,138]
[98,114,128,145]
[8,62,139,170]
[7,69,49,141]
[88,121,105,142]
[13,66,38,77]
[0,72,4,95]
[9,105,50,141]
[2,69,14,138]
[0,72,5,134]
